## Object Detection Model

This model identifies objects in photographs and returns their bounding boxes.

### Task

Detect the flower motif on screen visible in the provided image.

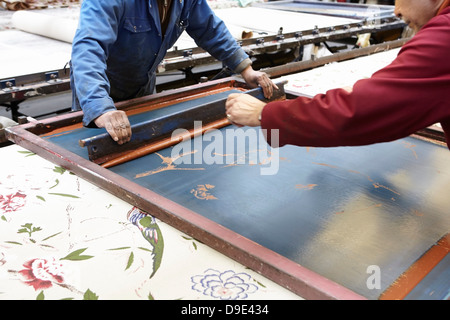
[18,258,65,290]
[0,192,26,213]
[190,184,217,200]
[191,269,258,300]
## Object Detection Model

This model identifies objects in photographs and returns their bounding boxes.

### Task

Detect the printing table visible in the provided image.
[0,142,300,301]
[4,73,450,300]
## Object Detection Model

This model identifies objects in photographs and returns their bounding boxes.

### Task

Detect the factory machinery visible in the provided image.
[1,1,405,128]
[2,1,449,300]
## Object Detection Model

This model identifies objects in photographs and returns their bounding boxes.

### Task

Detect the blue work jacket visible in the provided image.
[70,0,250,127]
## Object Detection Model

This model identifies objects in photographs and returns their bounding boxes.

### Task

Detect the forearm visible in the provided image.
[262,77,446,148]
[71,0,120,126]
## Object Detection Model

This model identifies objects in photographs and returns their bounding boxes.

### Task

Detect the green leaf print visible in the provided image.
[83,289,99,300]
[125,251,134,270]
[48,192,80,199]
[36,291,45,300]
[60,248,93,261]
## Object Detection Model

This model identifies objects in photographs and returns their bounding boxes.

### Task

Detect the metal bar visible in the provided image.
[0,68,69,87]
[164,17,403,59]
[101,117,231,168]
[263,38,409,78]
[79,81,287,164]
[80,95,230,163]
[12,78,244,138]
[0,78,71,104]
[160,20,405,73]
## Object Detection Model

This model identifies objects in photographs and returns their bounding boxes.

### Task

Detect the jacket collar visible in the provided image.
[152,0,184,38]
[437,0,450,15]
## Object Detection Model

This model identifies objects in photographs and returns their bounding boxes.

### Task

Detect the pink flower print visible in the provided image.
[0,192,27,213]
[19,258,65,290]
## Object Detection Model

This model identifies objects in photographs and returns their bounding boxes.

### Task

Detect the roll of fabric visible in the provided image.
[0,116,17,129]
[11,10,77,43]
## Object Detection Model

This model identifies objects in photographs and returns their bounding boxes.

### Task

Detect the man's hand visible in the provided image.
[240,66,278,99]
[225,93,267,127]
[94,110,132,145]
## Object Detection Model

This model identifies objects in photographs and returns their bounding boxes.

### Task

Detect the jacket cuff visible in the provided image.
[223,47,250,73]
[234,58,252,74]
[81,97,116,127]
[260,102,285,148]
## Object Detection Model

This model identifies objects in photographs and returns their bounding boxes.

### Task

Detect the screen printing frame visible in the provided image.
[6,77,368,300]
[6,77,448,300]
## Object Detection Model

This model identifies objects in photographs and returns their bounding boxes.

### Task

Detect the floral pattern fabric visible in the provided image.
[0,144,300,300]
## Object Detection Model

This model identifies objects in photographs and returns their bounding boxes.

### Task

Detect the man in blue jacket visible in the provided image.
[70,0,277,144]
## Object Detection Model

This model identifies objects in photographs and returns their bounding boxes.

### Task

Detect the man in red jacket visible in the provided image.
[225,0,450,149]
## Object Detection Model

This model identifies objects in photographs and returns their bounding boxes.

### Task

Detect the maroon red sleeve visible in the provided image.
[262,9,450,149]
